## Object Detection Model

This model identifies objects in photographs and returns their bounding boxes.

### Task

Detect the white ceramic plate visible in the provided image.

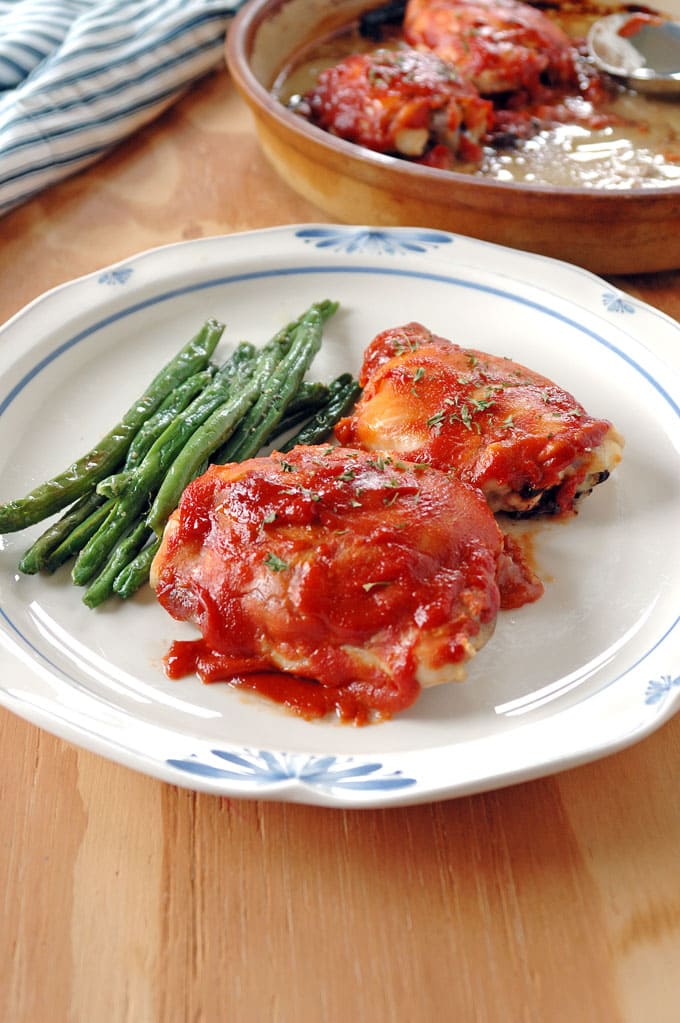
[1,225,678,807]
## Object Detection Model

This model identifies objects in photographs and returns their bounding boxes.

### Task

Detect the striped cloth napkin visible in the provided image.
[0,0,245,217]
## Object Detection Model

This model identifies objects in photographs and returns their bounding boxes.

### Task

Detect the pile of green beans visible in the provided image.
[0,301,362,608]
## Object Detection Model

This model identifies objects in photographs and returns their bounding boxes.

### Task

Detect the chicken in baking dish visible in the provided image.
[302,45,493,162]
[402,0,579,97]
[334,322,623,517]
[292,0,614,168]
[151,445,542,722]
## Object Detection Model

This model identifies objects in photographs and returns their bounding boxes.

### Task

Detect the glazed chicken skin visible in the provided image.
[335,323,624,517]
[303,46,493,162]
[151,445,538,721]
[403,0,579,97]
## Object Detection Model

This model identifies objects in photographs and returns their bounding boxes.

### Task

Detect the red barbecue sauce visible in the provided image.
[156,447,542,724]
[336,322,613,517]
[165,645,374,724]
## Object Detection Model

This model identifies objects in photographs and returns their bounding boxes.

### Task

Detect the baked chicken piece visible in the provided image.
[335,322,623,517]
[403,0,579,97]
[302,45,493,163]
[152,445,540,721]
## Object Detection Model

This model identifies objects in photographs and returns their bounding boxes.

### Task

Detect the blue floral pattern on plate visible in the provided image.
[602,291,635,314]
[644,674,680,705]
[167,749,417,793]
[295,226,453,255]
[98,267,133,285]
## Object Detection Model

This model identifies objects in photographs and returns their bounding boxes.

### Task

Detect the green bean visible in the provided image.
[82,520,151,609]
[146,367,266,536]
[112,539,160,600]
[71,347,256,586]
[95,475,131,501]
[279,373,362,451]
[215,301,338,465]
[10,303,345,611]
[264,381,330,445]
[0,319,225,534]
[265,406,324,448]
[257,300,336,362]
[114,308,338,593]
[268,377,347,448]
[97,343,256,500]
[281,380,330,415]
[18,367,220,570]
[122,366,217,470]
[42,497,115,573]
[18,491,109,574]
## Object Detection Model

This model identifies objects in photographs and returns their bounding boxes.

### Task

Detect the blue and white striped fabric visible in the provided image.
[0,0,245,217]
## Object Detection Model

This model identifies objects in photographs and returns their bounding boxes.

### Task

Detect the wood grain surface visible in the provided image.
[1,64,679,1023]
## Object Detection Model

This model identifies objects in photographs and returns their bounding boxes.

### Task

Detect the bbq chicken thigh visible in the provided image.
[151,445,540,720]
[403,0,579,97]
[303,46,493,162]
[335,322,623,517]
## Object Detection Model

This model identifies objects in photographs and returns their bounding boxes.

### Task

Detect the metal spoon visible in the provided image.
[587,12,680,95]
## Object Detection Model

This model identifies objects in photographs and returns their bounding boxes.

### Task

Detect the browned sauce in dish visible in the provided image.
[273,1,680,189]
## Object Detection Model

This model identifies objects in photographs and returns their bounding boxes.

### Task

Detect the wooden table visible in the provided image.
[2,65,679,1023]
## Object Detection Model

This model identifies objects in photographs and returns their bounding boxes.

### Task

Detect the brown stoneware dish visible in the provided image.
[226,0,680,273]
